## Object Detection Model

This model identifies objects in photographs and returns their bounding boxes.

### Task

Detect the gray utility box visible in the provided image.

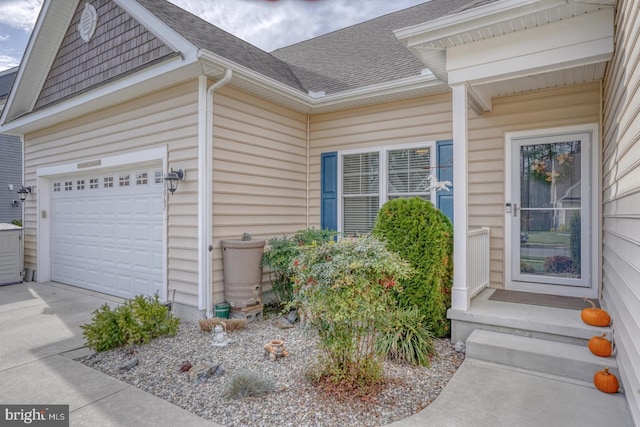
[0,223,23,285]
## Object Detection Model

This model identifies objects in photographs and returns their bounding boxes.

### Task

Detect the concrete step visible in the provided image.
[449,288,613,346]
[465,329,621,390]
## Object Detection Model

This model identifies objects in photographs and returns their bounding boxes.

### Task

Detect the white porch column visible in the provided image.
[451,83,470,311]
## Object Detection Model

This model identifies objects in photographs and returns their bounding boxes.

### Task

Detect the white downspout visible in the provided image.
[306,114,310,228]
[199,69,232,319]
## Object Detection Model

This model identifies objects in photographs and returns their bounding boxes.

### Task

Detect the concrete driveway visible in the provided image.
[0,281,215,426]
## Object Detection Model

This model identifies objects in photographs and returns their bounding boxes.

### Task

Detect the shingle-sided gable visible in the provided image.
[34,0,179,110]
[271,0,488,93]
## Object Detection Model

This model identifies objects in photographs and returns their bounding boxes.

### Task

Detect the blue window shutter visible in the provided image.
[436,140,454,224]
[321,152,338,230]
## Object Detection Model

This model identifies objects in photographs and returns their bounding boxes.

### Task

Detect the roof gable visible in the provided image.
[34,0,178,110]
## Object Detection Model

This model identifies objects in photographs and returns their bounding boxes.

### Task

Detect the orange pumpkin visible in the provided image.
[581,297,611,327]
[594,367,619,393]
[588,333,612,357]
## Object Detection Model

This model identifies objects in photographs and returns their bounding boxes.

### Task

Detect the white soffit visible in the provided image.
[446,8,614,86]
[396,0,615,112]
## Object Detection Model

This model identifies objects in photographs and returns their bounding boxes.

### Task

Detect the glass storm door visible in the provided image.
[511,133,590,287]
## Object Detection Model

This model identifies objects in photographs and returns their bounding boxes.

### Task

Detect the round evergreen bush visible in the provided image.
[372,197,453,337]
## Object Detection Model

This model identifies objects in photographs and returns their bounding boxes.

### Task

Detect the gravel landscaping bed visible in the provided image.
[79,313,464,427]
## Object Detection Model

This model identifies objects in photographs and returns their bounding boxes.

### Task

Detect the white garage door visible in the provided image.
[50,166,164,299]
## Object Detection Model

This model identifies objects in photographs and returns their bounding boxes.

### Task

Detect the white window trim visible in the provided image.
[337,141,436,233]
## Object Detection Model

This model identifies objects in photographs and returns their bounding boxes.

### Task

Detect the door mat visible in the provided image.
[489,289,600,310]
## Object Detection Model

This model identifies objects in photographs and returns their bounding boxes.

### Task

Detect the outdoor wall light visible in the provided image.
[164,169,185,194]
[17,186,31,202]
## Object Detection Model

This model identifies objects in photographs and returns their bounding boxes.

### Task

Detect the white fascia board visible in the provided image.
[312,73,443,108]
[447,8,614,86]
[0,57,201,135]
[1,0,78,125]
[198,49,445,111]
[395,0,567,48]
[114,0,198,61]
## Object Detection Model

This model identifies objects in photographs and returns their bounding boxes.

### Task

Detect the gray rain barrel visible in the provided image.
[220,238,265,308]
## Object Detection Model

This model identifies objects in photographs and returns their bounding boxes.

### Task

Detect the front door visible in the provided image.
[509,131,591,290]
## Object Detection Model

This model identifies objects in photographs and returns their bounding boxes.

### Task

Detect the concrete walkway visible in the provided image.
[0,282,215,426]
[0,282,634,426]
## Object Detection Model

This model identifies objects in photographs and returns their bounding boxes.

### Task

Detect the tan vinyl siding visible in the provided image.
[602,0,640,422]
[211,86,307,303]
[308,94,452,227]
[468,81,601,287]
[309,84,599,288]
[23,80,200,307]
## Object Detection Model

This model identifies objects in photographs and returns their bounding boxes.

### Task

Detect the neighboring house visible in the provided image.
[0,0,637,421]
[0,67,22,224]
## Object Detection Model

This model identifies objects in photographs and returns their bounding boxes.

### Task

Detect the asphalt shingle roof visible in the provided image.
[136,0,305,91]
[137,0,495,95]
[271,0,483,93]
[0,68,18,99]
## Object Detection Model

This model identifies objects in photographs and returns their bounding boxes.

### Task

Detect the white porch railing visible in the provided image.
[467,227,490,298]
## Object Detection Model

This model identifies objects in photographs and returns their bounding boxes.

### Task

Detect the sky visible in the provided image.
[0,0,428,72]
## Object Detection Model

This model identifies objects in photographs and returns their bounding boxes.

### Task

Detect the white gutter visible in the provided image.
[200,69,233,318]
[196,49,444,110]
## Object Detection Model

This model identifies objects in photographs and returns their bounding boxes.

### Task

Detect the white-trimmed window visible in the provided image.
[76,179,85,190]
[339,142,435,235]
[89,178,99,189]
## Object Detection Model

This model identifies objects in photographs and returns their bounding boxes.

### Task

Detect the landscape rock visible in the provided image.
[187,360,224,384]
[274,317,294,329]
[118,356,139,373]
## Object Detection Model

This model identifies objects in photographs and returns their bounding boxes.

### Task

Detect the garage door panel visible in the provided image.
[50,166,164,299]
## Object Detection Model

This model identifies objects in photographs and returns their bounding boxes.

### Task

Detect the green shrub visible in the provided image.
[261,228,337,305]
[81,294,179,352]
[372,197,453,337]
[376,307,436,367]
[291,235,412,387]
[11,219,22,227]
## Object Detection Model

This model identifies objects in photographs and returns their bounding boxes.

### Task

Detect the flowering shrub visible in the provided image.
[291,235,412,387]
[261,228,338,305]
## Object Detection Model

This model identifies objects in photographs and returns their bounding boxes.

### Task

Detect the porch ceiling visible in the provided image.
[396,0,615,113]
